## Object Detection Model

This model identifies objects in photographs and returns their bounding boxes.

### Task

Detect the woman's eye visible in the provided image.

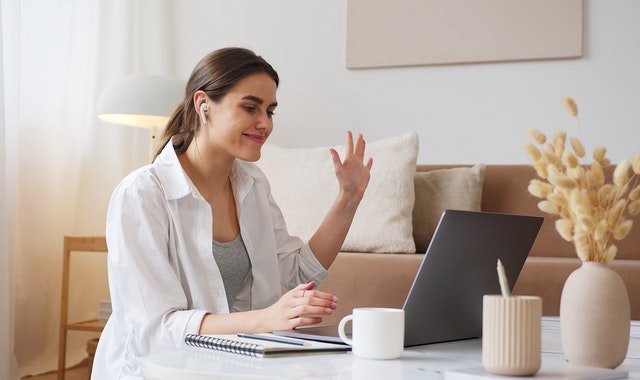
[243,104,275,117]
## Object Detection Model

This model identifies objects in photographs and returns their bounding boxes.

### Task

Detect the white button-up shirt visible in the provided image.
[91,140,328,380]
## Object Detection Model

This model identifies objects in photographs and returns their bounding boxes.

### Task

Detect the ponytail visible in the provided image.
[153,99,194,161]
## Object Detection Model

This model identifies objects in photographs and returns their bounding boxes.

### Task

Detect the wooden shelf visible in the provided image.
[58,236,108,380]
[66,319,105,332]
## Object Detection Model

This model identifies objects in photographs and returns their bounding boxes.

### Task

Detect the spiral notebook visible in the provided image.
[184,333,350,358]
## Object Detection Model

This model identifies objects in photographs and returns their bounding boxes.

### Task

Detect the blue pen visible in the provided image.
[237,333,310,346]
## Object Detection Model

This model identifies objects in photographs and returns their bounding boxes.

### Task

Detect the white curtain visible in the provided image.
[2,0,176,375]
[1,1,20,378]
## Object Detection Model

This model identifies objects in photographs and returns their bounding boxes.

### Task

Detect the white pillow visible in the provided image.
[256,132,419,253]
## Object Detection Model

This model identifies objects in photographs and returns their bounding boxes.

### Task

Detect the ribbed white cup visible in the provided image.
[482,295,542,376]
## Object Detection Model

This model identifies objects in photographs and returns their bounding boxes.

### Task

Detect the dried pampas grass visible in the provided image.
[525,97,640,263]
[564,96,579,117]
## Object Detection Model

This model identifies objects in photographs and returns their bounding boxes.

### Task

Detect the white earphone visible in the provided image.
[200,103,208,124]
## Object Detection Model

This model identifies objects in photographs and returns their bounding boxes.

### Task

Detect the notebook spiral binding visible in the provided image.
[185,334,263,357]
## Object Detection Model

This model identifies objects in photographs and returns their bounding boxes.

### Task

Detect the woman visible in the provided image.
[92,47,373,379]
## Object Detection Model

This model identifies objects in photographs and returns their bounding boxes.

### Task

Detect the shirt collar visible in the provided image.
[154,138,255,201]
[154,139,196,200]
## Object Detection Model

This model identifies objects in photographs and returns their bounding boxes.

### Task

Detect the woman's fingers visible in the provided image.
[281,285,338,321]
[353,132,367,160]
[345,130,355,157]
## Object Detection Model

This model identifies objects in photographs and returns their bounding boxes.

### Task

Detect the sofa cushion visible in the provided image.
[412,164,486,253]
[316,252,424,325]
[257,132,418,253]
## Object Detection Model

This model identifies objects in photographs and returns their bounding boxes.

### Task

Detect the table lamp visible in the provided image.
[97,75,185,161]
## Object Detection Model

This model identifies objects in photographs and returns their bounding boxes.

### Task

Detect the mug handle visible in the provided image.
[338,314,354,345]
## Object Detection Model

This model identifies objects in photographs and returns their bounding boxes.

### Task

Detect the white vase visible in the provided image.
[560,261,630,368]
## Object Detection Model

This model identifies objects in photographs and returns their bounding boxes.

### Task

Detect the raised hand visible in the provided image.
[329,131,373,203]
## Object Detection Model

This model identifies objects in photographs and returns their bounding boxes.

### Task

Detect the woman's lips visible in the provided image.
[244,134,265,144]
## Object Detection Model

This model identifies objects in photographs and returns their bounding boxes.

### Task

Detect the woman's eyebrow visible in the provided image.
[242,95,278,108]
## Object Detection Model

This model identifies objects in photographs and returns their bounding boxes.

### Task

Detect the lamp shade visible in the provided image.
[97,75,185,129]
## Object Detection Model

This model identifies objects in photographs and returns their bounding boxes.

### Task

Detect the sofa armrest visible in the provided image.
[513,256,640,319]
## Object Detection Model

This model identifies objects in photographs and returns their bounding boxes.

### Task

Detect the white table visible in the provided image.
[144,318,640,380]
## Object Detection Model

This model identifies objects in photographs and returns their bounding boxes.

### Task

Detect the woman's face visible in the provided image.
[204,72,278,162]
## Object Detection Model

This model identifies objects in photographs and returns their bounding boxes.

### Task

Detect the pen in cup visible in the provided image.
[237,333,310,346]
[496,259,511,297]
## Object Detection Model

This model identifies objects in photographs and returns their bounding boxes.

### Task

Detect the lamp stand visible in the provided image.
[150,127,158,163]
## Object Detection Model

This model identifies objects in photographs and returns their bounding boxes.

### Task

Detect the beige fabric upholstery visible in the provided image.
[513,257,640,318]
[318,252,422,326]
[319,164,640,321]
[412,164,485,252]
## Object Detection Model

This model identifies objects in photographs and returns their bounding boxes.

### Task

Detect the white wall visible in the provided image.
[171,0,640,165]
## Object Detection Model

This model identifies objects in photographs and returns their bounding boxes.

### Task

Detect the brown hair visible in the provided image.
[153,47,279,161]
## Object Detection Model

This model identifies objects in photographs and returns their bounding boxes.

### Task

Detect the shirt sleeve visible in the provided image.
[105,172,207,352]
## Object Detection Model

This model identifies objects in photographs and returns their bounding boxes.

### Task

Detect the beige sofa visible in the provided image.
[317,164,640,325]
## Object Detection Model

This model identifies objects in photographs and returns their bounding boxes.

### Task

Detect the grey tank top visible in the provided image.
[212,234,251,311]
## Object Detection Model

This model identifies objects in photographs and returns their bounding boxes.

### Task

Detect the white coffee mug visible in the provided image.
[338,307,405,360]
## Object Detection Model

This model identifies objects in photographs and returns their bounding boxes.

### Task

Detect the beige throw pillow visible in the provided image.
[256,132,419,253]
[412,164,486,253]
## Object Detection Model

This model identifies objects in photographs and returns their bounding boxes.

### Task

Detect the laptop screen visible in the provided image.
[403,210,542,346]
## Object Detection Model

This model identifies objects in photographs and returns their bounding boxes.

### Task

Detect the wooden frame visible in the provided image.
[346,0,583,69]
[57,236,108,380]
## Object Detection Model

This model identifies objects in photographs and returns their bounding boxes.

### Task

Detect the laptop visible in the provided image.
[273,210,543,347]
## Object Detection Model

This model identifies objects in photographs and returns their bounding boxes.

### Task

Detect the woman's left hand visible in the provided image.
[329,131,373,203]
[309,131,373,269]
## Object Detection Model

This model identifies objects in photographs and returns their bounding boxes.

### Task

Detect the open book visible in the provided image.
[184,333,350,358]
